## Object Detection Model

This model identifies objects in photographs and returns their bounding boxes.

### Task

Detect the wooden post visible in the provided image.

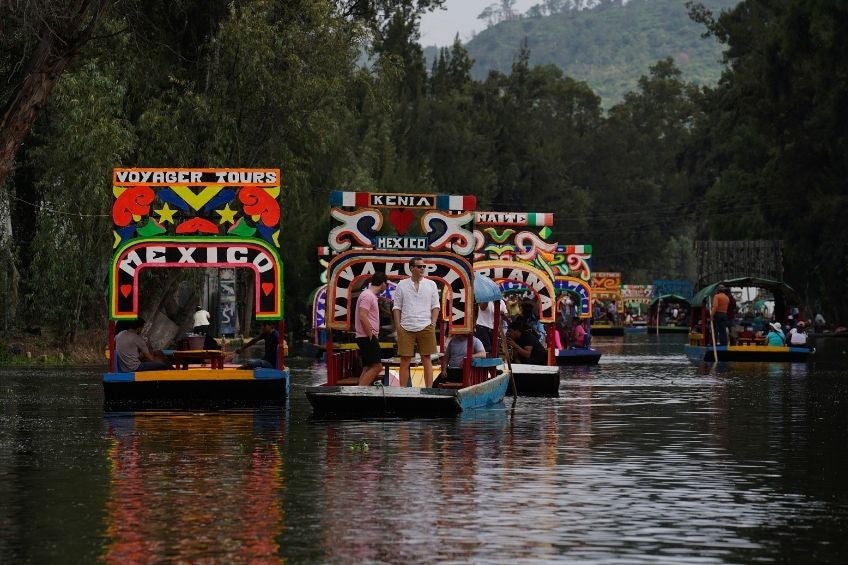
[492,307,501,357]
[108,320,116,371]
[656,297,661,336]
[277,320,285,369]
[326,330,335,385]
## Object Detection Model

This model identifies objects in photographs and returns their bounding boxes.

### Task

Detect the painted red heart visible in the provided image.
[388,208,415,235]
[120,284,132,297]
[261,283,274,296]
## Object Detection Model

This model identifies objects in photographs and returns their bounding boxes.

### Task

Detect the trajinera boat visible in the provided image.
[647,278,694,334]
[590,272,625,336]
[474,212,600,395]
[103,168,290,409]
[647,294,691,333]
[684,277,813,362]
[305,191,510,416]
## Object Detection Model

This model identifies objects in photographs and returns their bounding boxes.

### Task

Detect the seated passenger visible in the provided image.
[570,319,587,348]
[115,318,170,372]
[507,321,547,365]
[236,322,280,369]
[766,322,785,346]
[433,333,486,388]
[786,321,810,348]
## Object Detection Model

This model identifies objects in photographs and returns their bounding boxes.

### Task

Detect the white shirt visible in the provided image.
[788,328,807,345]
[193,309,211,327]
[393,277,439,332]
[477,302,494,329]
[478,299,508,329]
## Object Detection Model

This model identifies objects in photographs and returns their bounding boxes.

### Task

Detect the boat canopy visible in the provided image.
[473,273,502,304]
[691,277,801,306]
[649,294,691,308]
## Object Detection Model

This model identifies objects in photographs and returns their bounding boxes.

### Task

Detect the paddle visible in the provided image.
[499,327,518,405]
[709,312,719,364]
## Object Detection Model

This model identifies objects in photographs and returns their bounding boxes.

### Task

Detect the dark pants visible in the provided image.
[714,312,728,345]
[474,324,493,352]
[433,367,463,388]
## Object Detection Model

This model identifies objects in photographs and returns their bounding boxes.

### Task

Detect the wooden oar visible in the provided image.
[709,315,719,363]
[499,327,518,404]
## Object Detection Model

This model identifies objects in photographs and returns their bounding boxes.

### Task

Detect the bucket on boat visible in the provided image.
[184,334,205,350]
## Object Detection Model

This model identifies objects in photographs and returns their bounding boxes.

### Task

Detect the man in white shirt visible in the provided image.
[392,258,440,387]
[475,299,507,353]
[193,305,211,335]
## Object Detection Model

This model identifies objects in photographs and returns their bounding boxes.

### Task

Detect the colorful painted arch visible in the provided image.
[326,250,474,334]
[554,278,592,318]
[109,237,283,320]
[473,260,556,323]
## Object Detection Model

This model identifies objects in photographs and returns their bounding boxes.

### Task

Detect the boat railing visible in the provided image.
[465,358,503,387]
[327,348,360,386]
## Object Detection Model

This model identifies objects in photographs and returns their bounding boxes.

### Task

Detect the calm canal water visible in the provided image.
[1,334,847,564]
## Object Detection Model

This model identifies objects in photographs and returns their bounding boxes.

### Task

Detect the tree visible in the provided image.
[0,0,113,194]
[691,0,848,319]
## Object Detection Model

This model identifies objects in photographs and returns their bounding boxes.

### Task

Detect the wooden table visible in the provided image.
[737,336,767,346]
[172,349,225,370]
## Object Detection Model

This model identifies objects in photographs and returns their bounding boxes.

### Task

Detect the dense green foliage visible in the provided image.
[0,0,845,348]
[692,0,848,320]
[426,0,739,106]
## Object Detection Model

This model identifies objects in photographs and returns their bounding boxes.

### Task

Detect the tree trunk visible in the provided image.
[0,188,19,333]
[0,0,112,193]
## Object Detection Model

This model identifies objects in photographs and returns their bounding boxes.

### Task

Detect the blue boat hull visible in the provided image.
[555,348,602,365]
[306,372,510,417]
[590,325,625,336]
[647,325,689,334]
[456,372,510,409]
[684,345,811,363]
[103,368,290,410]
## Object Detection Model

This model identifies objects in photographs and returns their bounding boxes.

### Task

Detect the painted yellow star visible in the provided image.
[154,203,177,224]
[215,203,238,225]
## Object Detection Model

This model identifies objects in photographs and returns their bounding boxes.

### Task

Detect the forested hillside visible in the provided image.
[1,0,846,355]
[426,0,739,105]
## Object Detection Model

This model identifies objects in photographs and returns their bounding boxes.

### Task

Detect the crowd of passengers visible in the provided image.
[702,285,836,349]
[467,294,591,367]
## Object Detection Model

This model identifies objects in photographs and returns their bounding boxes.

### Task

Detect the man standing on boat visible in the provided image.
[193,305,211,335]
[355,272,388,385]
[393,258,440,387]
[475,299,507,354]
[710,285,730,346]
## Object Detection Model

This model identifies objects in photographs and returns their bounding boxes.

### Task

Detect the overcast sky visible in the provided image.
[419,0,539,47]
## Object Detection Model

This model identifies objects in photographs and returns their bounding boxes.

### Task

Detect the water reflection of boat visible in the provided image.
[684,277,812,363]
[305,192,509,417]
[103,410,285,563]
